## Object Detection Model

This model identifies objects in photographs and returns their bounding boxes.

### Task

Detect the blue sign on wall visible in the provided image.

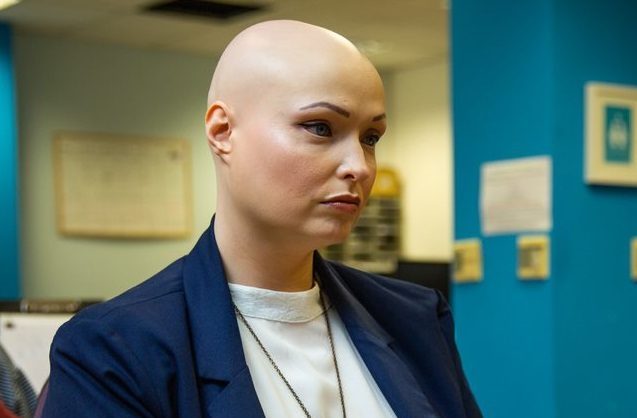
[604,105,632,163]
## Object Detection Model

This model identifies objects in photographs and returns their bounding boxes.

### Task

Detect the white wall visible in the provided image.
[382,60,453,261]
[16,34,453,299]
[16,34,217,298]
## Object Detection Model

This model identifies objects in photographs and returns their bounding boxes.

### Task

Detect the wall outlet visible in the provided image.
[453,239,483,283]
[518,235,550,280]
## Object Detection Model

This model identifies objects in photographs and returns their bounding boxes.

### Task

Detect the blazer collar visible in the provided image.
[182,222,247,382]
[314,252,394,345]
[182,222,266,418]
[316,254,440,418]
[182,221,438,418]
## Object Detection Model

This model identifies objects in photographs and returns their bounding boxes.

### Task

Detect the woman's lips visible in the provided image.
[321,195,361,214]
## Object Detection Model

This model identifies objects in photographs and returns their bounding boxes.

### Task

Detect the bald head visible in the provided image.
[205,20,386,251]
[207,20,379,109]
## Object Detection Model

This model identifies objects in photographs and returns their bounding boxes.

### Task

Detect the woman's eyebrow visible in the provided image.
[299,101,350,118]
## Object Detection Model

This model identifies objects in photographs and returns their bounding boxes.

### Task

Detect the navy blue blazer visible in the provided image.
[42,225,481,418]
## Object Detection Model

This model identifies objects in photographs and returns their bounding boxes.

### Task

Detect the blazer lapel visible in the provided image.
[182,224,265,418]
[181,223,440,418]
[315,254,440,418]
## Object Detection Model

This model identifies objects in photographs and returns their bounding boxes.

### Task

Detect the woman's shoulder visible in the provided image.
[325,260,444,315]
[320,261,449,328]
[46,257,196,418]
[56,257,190,349]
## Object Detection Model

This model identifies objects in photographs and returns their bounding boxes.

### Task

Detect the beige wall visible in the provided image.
[16,34,452,299]
[16,34,217,298]
[382,60,453,261]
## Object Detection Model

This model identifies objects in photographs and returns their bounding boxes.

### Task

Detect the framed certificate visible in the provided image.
[53,131,193,238]
[585,83,637,187]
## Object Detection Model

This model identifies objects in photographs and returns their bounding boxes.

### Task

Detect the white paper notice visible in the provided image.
[0,313,72,393]
[481,156,552,235]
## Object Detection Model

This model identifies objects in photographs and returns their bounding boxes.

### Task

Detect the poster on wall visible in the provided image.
[480,156,552,235]
[585,82,637,187]
[53,131,193,238]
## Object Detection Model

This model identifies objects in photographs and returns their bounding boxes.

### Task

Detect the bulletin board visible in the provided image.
[53,131,193,238]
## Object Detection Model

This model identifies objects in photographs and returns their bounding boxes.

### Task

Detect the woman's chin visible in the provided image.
[311,229,352,249]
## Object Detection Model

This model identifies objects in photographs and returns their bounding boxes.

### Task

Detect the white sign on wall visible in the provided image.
[480,156,552,235]
[0,313,72,393]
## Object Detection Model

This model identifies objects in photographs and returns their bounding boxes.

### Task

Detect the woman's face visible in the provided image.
[225,54,387,250]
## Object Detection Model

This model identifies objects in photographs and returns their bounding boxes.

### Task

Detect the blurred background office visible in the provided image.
[0,1,636,418]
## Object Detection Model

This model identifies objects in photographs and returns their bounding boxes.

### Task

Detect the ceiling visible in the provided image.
[0,0,448,70]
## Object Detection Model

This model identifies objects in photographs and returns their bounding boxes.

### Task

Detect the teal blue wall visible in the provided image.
[552,1,637,417]
[0,23,20,298]
[451,1,555,417]
[452,0,637,417]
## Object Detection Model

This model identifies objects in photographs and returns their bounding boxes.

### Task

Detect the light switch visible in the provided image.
[630,237,637,281]
[518,235,550,280]
[453,239,483,283]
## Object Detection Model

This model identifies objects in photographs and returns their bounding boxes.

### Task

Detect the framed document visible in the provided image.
[53,131,193,238]
[585,83,637,187]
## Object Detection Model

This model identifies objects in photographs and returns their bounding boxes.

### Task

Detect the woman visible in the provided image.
[42,20,482,418]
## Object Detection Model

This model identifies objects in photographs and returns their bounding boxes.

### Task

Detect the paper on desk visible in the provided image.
[481,156,552,235]
[0,313,71,393]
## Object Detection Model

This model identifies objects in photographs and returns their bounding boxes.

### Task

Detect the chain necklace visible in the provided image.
[233,288,347,418]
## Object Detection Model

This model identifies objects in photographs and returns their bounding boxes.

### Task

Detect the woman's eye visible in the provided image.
[362,133,381,147]
[301,122,332,137]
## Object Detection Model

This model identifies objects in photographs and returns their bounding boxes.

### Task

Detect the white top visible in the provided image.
[229,282,397,418]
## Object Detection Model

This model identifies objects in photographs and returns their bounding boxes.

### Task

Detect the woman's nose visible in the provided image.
[335,136,374,183]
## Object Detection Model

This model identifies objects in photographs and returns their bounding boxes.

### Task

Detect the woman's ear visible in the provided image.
[205,101,232,162]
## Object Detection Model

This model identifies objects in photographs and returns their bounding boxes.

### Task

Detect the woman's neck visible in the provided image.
[213,214,315,292]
